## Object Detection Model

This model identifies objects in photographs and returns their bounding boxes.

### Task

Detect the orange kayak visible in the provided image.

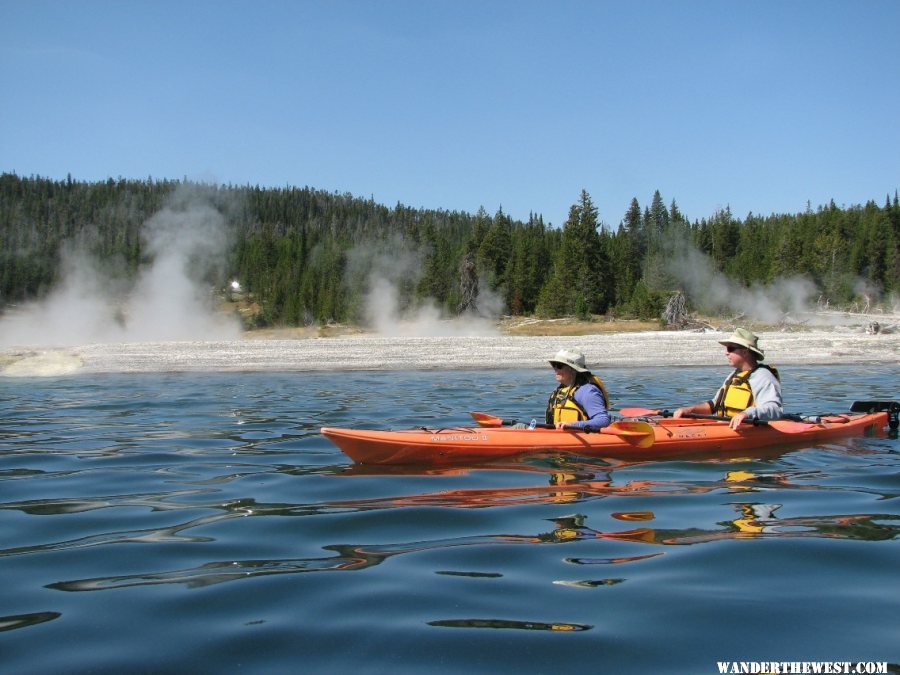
[321,410,890,466]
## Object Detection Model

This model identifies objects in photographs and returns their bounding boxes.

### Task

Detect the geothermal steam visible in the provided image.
[0,186,241,347]
[661,239,816,322]
[352,237,503,337]
[659,235,893,324]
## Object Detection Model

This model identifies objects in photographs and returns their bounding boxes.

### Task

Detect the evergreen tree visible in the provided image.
[536,190,610,318]
[477,207,512,291]
[648,189,669,250]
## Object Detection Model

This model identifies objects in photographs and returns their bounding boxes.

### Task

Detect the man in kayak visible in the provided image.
[673,328,783,430]
[545,348,611,431]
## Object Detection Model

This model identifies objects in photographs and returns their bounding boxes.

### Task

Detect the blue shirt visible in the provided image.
[565,384,611,430]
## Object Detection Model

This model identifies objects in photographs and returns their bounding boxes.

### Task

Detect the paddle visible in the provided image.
[619,407,674,418]
[469,412,655,448]
[849,400,899,414]
[617,407,815,434]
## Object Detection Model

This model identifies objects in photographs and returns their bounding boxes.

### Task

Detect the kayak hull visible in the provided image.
[321,412,888,465]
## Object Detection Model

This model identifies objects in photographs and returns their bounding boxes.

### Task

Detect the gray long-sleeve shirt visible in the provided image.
[713,367,783,421]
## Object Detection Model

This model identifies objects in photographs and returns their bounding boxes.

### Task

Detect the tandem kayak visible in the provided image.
[321,402,897,466]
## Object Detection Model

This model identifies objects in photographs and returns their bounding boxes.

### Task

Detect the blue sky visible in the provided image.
[2,0,898,227]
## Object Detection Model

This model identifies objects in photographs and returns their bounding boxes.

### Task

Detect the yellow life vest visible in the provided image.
[545,374,610,425]
[711,365,779,417]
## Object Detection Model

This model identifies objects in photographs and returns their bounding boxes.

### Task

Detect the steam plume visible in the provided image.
[659,235,885,325]
[349,236,501,337]
[0,185,241,347]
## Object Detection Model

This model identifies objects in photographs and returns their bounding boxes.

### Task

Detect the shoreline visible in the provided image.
[1,328,897,377]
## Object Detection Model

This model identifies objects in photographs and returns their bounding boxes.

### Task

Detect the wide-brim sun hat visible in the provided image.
[549,348,589,372]
[719,328,765,360]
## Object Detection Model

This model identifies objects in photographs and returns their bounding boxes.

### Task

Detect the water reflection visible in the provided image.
[435,570,503,578]
[428,618,591,632]
[542,509,900,546]
[46,506,898,593]
[48,533,542,591]
[552,578,624,588]
[6,455,898,565]
[0,611,61,632]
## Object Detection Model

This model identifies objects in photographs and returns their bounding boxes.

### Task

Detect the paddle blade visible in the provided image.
[677,412,819,434]
[619,407,675,419]
[850,401,899,414]
[470,411,505,427]
[619,407,661,417]
[767,420,819,434]
[600,421,655,448]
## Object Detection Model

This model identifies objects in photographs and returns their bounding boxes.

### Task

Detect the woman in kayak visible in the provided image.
[545,348,611,431]
[673,328,783,430]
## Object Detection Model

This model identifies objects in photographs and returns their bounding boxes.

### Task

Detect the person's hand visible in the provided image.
[673,407,686,418]
[729,412,748,430]
[555,422,569,430]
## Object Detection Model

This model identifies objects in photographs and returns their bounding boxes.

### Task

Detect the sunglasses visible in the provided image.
[725,345,744,353]
[551,362,566,370]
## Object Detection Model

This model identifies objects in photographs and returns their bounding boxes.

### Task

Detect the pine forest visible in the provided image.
[1,173,898,329]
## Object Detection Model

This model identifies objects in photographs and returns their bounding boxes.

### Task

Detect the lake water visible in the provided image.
[1,364,898,674]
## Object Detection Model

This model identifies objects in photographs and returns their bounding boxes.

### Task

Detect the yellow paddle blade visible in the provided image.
[600,421,655,448]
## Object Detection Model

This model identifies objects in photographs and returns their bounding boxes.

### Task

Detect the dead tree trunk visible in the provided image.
[457,251,479,315]
[663,290,687,328]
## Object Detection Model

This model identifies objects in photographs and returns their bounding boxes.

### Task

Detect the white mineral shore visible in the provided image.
[1,329,897,377]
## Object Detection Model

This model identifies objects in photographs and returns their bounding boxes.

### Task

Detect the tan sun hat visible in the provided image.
[719,328,765,360]
[549,348,589,372]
